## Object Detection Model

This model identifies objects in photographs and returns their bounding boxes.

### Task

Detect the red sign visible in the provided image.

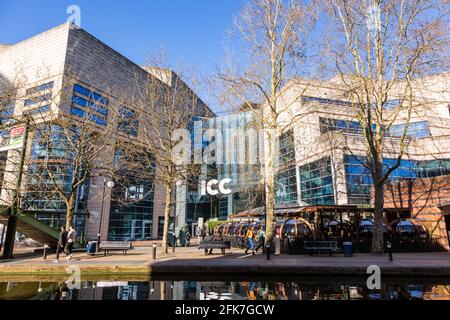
[10,126,25,138]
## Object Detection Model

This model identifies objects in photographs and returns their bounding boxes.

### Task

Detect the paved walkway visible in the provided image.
[0,246,449,276]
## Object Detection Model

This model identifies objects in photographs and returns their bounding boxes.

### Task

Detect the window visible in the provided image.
[24,105,50,116]
[276,164,298,204]
[344,155,450,204]
[320,117,362,134]
[302,96,351,106]
[278,129,295,165]
[24,93,52,106]
[383,99,401,109]
[389,121,430,139]
[118,106,139,136]
[25,81,54,95]
[299,157,334,205]
[71,84,108,126]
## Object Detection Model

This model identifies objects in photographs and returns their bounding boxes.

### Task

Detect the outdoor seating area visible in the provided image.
[210,205,443,255]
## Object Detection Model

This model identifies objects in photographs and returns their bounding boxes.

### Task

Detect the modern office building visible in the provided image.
[263,74,450,248]
[0,23,212,242]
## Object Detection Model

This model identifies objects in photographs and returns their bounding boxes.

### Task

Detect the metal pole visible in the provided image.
[96,179,107,253]
[152,243,157,260]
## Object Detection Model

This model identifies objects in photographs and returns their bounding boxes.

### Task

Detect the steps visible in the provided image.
[0,213,59,247]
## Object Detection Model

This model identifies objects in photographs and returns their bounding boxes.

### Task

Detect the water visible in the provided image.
[1,276,450,300]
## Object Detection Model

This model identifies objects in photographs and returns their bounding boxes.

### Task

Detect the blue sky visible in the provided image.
[0,0,244,109]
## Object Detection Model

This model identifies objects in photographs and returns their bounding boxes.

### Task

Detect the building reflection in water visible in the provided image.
[0,280,450,300]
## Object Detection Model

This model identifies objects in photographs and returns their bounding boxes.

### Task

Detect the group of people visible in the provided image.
[244,225,265,255]
[53,225,77,263]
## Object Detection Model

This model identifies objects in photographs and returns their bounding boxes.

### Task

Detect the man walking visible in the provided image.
[53,226,68,263]
[255,226,266,253]
[65,225,77,261]
[244,226,255,255]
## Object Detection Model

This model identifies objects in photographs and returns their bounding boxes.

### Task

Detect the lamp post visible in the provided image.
[96,178,114,253]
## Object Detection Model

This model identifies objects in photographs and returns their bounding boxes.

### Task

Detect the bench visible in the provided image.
[304,240,339,256]
[198,240,231,255]
[98,241,133,256]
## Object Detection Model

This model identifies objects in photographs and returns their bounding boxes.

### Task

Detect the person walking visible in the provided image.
[53,226,68,263]
[244,226,255,255]
[65,225,77,261]
[255,226,266,253]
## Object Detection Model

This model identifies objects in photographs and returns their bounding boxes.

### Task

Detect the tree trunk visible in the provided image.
[65,195,76,229]
[264,144,276,245]
[372,182,385,254]
[161,183,173,254]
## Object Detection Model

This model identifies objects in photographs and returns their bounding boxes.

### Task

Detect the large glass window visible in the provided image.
[389,121,431,138]
[24,125,89,228]
[71,84,108,126]
[276,164,298,204]
[320,117,362,134]
[108,148,155,241]
[278,129,295,166]
[345,155,450,204]
[118,106,139,137]
[299,157,334,205]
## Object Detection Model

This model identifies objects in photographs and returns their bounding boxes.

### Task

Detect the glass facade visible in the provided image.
[389,121,431,138]
[117,106,139,137]
[299,157,334,205]
[108,148,155,241]
[275,129,298,204]
[345,155,450,204]
[320,117,362,135]
[71,84,109,126]
[24,124,89,230]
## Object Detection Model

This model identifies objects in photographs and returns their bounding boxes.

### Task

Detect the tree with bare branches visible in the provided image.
[324,0,449,253]
[218,0,318,247]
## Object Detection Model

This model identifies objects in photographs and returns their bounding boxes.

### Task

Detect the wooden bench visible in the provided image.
[198,240,231,255]
[304,240,339,256]
[98,241,133,256]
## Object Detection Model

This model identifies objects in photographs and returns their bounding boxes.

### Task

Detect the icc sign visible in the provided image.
[200,178,232,196]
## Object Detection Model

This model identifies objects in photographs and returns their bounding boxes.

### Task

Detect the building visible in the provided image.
[0,23,212,242]
[264,74,450,248]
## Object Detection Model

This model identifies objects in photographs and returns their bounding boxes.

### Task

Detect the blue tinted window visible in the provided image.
[389,121,430,138]
[73,84,109,106]
[88,114,107,126]
[71,106,84,117]
[384,99,400,109]
[72,95,88,107]
[26,105,50,116]
[26,82,54,95]
[73,84,92,98]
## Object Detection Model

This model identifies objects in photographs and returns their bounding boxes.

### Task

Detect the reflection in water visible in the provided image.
[0,280,449,300]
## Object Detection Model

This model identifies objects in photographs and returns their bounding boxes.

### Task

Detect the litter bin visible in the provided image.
[343,241,353,257]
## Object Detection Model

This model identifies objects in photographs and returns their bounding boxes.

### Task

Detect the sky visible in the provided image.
[0,0,245,111]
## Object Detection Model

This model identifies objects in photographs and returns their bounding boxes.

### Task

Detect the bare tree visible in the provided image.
[325,0,448,253]
[218,0,318,245]
[23,79,114,229]
[117,59,211,253]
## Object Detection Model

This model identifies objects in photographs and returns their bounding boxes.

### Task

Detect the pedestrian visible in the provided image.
[53,226,68,263]
[255,226,265,253]
[204,232,213,255]
[65,225,77,261]
[244,226,255,255]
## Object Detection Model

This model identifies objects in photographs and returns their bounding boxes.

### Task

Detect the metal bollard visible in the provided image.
[387,241,393,261]
[266,243,271,261]
[96,233,101,253]
[43,244,48,260]
[152,243,157,260]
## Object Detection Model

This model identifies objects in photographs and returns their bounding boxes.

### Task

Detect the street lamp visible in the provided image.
[96,178,114,253]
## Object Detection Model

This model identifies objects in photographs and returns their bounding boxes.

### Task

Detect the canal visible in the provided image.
[1,276,449,300]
